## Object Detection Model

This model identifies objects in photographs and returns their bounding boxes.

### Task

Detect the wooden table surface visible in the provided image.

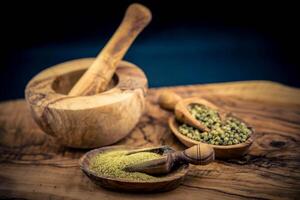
[1,81,300,200]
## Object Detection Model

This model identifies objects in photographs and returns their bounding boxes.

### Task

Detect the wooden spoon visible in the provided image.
[158,91,225,132]
[68,3,152,96]
[124,144,214,175]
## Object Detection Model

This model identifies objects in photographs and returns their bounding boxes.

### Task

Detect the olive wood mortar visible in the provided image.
[25,58,147,148]
[25,4,151,148]
[159,92,254,159]
[79,145,189,193]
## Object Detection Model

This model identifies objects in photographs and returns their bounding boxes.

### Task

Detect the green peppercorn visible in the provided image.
[178,105,251,146]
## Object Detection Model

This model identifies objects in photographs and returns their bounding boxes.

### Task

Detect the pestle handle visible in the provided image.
[158,91,182,110]
[68,3,152,96]
[175,144,215,165]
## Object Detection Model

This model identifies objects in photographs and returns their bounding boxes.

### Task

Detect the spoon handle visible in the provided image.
[124,144,214,175]
[68,3,152,96]
[158,91,182,110]
[173,144,214,165]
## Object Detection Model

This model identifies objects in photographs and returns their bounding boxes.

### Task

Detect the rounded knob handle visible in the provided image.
[181,144,215,165]
[158,91,182,110]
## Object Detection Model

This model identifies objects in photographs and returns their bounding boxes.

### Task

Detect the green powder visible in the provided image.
[89,150,162,181]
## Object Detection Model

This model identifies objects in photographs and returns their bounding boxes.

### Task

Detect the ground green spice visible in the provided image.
[179,104,251,145]
[89,150,162,181]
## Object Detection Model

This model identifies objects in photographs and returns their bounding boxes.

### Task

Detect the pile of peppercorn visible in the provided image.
[178,104,251,145]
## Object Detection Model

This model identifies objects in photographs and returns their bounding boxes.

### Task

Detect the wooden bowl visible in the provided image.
[79,145,189,193]
[25,58,147,148]
[169,116,254,159]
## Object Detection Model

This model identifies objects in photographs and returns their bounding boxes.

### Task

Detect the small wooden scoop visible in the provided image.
[68,3,151,96]
[158,91,225,132]
[124,144,214,175]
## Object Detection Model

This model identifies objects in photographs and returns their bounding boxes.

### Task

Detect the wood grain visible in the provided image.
[1,81,300,199]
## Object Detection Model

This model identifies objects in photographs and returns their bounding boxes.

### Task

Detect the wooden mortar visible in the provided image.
[25,4,151,148]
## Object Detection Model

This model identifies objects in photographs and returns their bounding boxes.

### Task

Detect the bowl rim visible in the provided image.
[25,58,148,110]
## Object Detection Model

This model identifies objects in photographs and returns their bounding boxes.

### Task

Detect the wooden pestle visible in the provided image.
[124,144,215,175]
[68,3,152,96]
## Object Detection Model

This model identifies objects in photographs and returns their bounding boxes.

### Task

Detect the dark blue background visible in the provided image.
[1,1,299,101]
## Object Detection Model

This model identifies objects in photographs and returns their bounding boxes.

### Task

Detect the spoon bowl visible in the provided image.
[175,97,227,132]
[159,92,226,131]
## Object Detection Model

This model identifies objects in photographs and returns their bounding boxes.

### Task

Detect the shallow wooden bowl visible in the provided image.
[79,145,189,193]
[169,116,254,159]
[25,58,147,148]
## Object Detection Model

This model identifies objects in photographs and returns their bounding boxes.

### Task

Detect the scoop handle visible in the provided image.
[124,144,214,175]
[174,144,215,165]
[68,3,152,96]
[158,91,182,110]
